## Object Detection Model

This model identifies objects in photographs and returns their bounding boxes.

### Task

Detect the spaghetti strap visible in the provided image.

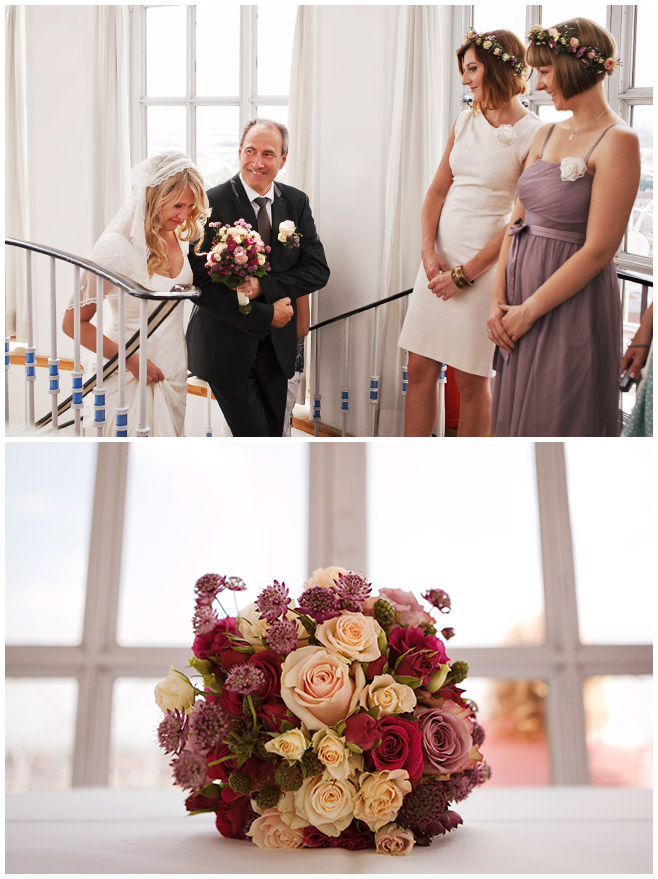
[584,124,620,162]
[540,124,557,158]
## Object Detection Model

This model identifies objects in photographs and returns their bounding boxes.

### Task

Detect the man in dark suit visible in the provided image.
[187,119,330,436]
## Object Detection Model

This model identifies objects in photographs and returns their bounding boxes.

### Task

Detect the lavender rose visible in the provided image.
[416,700,482,775]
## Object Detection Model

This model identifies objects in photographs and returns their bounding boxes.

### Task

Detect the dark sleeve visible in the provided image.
[259,194,330,305]
[188,220,274,336]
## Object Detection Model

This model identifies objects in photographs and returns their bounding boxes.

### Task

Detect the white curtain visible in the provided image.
[93,6,131,238]
[374,5,454,436]
[5,5,29,341]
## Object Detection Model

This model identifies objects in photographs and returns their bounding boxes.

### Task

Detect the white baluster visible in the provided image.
[5,335,10,424]
[206,382,213,436]
[71,266,83,436]
[369,306,381,437]
[136,298,150,436]
[115,289,128,436]
[341,317,350,437]
[436,364,447,438]
[25,249,36,428]
[93,272,106,436]
[48,257,60,433]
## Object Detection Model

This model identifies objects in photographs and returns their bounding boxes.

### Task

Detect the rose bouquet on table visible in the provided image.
[155,567,490,856]
[205,219,271,314]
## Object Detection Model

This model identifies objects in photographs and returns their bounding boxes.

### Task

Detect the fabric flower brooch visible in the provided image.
[560,157,587,182]
[494,125,517,146]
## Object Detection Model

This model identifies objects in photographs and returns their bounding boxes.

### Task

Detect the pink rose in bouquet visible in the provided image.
[155,568,489,857]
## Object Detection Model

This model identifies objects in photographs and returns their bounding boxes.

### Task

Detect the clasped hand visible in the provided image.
[487,302,535,352]
[424,254,459,301]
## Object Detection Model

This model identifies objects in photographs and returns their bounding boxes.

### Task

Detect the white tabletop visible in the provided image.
[5,785,652,874]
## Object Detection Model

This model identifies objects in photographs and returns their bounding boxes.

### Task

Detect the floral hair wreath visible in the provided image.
[464,29,528,79]
[527,24,620,76]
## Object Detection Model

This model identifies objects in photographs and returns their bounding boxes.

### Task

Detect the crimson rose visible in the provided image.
[388,627,448,685]
[215,787,255,839]
[370,715,424,779]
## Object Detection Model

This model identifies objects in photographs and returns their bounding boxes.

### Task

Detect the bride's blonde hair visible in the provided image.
[144,167,210,278]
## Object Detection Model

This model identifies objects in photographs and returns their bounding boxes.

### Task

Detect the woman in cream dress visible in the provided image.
[398,29,541,436]
[63,153,209,436]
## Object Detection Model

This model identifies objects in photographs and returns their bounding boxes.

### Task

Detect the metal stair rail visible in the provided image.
[5,238,200,436]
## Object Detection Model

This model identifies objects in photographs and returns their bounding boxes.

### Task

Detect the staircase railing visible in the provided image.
[5,238,200,436]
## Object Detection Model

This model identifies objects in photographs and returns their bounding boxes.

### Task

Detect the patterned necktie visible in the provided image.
[253,196,272,246]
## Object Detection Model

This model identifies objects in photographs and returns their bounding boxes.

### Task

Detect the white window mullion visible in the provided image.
[186,5,196,162]
[129,4,147,162]
[535,443,589,783]
[73,445,129,786]
[240,6,256,130]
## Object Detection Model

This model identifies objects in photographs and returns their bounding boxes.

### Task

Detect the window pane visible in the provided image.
[5,444,96,645]
[147,105,187,157]
[633,6,651,86]
[627,105,653,260]
[366,444,545,647]
[565,444,653,645]
[463,677,551,785]
[537,104,571,124]
[539,4,607,29]
[116,443,309,646]
[196,105,240,188]
[585,676,652,787]
[473,5,527,42]
[257,6,298,95]
[6,678,78,793]
[110,678,172,789]
[146,6,187,98]
[196,6,240,97]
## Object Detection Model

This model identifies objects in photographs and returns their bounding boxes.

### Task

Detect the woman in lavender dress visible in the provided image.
[488,18,641,436]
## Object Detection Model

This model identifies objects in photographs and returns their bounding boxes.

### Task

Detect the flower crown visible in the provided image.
[464,30,527,78]
[527,24,619,76]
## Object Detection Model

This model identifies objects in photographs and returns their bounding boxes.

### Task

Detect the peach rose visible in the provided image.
[154,666,195,714]
[264,728,309,761]
[293,771,357,837]
[312,728,363,780]
[375,823,416,856]
[280,645,365,730]
[315,612,382,662]
[359,674,417,717]
[247,807,306,849]
[353,769,411,831]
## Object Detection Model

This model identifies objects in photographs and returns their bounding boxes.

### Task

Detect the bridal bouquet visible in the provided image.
[155,567,490,856]
[205,219,271,314]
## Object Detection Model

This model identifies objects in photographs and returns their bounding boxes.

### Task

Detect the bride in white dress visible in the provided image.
[62,152,210,436]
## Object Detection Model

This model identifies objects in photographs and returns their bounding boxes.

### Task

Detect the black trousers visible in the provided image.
[209,335,288,437]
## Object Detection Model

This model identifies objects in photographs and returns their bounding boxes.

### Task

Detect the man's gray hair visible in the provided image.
[239,118,289,156]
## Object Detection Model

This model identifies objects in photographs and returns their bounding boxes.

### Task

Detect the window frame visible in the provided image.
[129,5,291,165]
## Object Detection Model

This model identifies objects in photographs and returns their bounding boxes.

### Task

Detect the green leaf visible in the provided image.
[188,657,212,676]
[394,675,424,689]
[197,783,223,798]
[345,741,363,754]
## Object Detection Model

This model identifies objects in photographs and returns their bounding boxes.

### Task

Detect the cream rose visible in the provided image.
[237,602,307,651]
[279,220,296,236]
[247,807,306,849]
[315,612,382,662]
[293,771,357,837]
[264,728,309,761]
[303,566,348,589]
[154,666,195,714]
[375,823,416,856]
[311,728,359,780]
[280,645,365,730]
[560,156,587,182]
[277,232,288,243]
[353,769,412,831]
[359,674,417,717]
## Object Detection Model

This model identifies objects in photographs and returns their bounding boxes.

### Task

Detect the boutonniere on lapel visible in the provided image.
[277,220,302,248]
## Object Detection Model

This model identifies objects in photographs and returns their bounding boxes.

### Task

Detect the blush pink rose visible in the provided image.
[362,588,433,627]
[280,645,364,730]
[416,700,482,775]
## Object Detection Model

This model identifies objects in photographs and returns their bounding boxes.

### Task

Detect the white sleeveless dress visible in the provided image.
[82,235,191,436]
[399,109,541,377]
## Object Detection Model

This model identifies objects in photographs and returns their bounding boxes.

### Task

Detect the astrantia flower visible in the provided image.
[171,749,208,790]
[192,604,220,635]
[255,580,290,622]
[265,617,299,656]
[296,586,342,623]
[227,576,247,592]
[422,588,451,613]
[189,699,233,751]
[225,664,267,695]
[439,761,492,803]
[157,709,189,755]
[336,572,372,610]
[195,573,226,605]
[397,778,448,836]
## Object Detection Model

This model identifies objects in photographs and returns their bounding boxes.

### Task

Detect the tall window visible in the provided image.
[131,5,298,186]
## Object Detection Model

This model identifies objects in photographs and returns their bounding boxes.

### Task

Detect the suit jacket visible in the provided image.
[187,175,330,386]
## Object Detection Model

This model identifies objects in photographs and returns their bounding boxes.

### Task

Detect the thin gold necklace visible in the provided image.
[568,109,607,141]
